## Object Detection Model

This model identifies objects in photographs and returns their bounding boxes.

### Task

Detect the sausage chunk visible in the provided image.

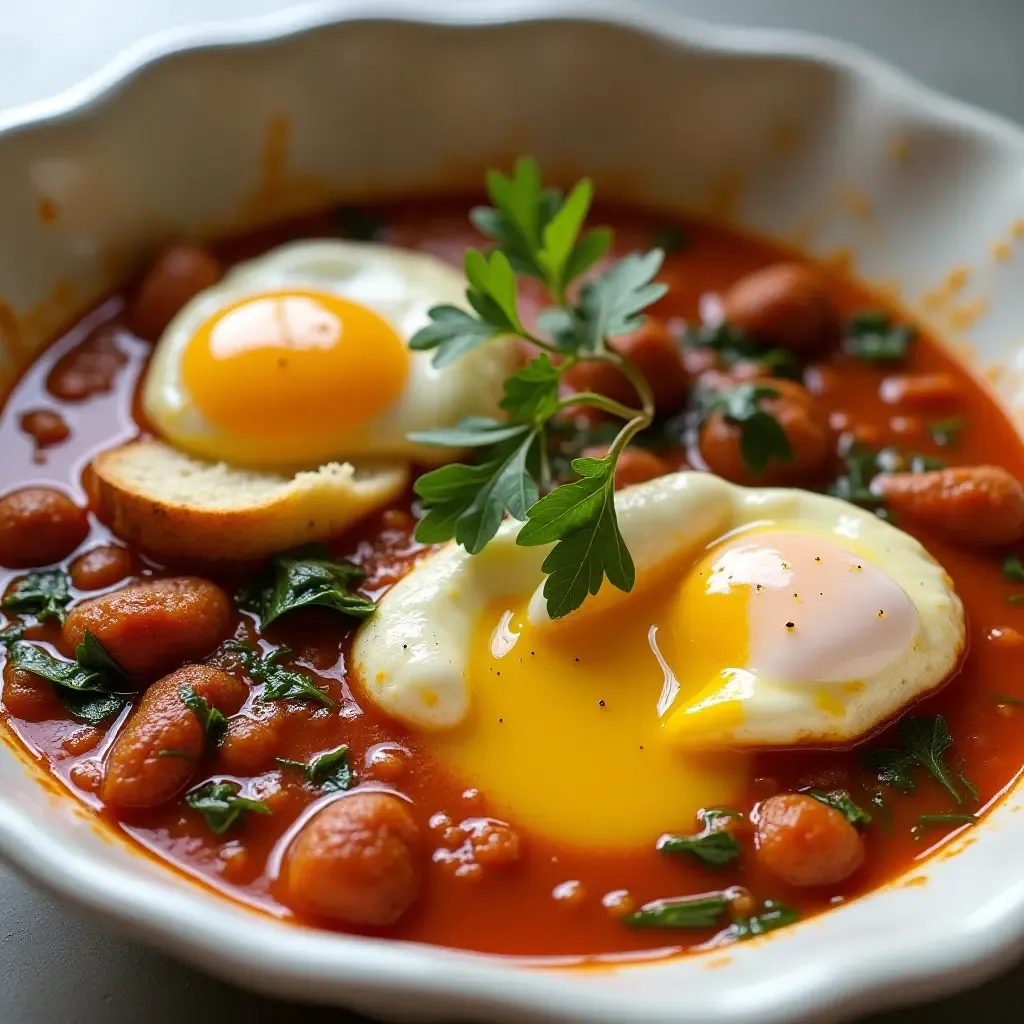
[563,320,689,414]
[721,262,838,353]
[70,544,135,591]
[63,577,231,680]
[1,662,65,722]
[129,243,223,341]
[871,465,1024,546]
[0,487,89,568]
[754,793,864,887]
[282,792,420,926]
[699,378,830,486]
[581,445,671,489]
[100,665,247,810]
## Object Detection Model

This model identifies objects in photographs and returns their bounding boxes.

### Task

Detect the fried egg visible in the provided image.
[352,472,964,847]
[142,240,517,468]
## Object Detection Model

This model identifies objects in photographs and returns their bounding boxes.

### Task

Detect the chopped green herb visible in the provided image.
[806,789,872,828]
[331,205,386,241]
[993,692,1024,705]
[157,748,195,760]
[656,829,741,867]
[2,569,71,624]
[624,893,730,930]
[0,623,24,646]
[958,772,980,802]
[698,383,793,475]
[701,807,744,827]
[179,684,226,746]
[914,812,976,832]
[185,780,271,835]
[843,311,915,363]
[276,743,354,791]
[7,633,130,725]
[686,321,801,380]
[409,159,669,618]
[863,715,971,804]
[225,641,335,708]
[1002,554,1024,583]
[1007,594,1024,605]
[726,900,800,941]
[239,546,376,628]
[650,224,688,254]
[930,418,965,448]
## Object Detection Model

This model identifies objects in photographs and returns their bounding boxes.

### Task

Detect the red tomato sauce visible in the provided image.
[2,198,1024,960]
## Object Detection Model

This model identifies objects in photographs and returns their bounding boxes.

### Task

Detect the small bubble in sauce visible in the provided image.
[601,889,635,919]
[429,812,452,831]
[552,879,587,907]
[987,626,1024,648]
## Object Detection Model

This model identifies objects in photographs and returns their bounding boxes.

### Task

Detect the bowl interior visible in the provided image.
[2,11,1024,1024]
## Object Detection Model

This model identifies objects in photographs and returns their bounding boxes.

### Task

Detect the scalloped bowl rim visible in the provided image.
[2,2,1024,1022]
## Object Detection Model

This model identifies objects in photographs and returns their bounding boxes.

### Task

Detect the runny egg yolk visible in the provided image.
[180,289,408,455]
[427,527,918,849]
[427,580,750,849]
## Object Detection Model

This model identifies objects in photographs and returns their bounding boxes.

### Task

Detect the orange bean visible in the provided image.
[1,662,65,721]
[63,577,231,680]
[754,793,864,887]
[699,378,830,486]
[129,243,223,341]
[100,664,247,810]
[563,320,688,414]
[870,465,1024,546]
[0,487,89,568]
[282,792,421,926]
[879,373,961,409]
[721,263,838,353]
[69,544,135,591]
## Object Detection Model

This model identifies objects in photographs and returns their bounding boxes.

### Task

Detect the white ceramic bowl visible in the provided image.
[3,3,1024,1021]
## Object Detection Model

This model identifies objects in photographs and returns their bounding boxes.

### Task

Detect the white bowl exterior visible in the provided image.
[2,3,1024,1021]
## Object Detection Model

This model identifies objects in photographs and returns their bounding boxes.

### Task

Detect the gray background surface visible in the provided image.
[2,1,1023,1021]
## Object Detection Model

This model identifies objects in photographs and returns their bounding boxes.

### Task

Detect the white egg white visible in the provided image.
[352,471,965,748]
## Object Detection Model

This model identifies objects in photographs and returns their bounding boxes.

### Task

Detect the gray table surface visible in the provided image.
[3,1,1024,1021]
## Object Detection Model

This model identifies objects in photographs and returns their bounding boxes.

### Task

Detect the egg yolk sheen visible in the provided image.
[181,290,409,462]
[428,528,918,849]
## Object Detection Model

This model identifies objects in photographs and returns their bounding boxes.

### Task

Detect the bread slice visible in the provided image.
[88,440,409,561]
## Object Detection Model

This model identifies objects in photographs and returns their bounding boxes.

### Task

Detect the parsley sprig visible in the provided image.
[862,714,975,804]
[408,158,667,618]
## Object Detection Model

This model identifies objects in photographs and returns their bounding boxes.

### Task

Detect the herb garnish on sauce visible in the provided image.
[225,641,335,709]
[239,547,376,627]
[8,631,130,725]
[2,569,71,624]
[843,311,915,363]
[185,780,271,835]
[179,684,227,746]
[862,714,974,804]
[806,789,872,828]
[276,743,354,791]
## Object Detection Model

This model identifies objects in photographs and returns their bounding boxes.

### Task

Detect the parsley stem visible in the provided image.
[554,391,640,421]
[592,350,656,423]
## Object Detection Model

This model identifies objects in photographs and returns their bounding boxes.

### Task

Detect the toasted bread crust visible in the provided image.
[87,441,408,560]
